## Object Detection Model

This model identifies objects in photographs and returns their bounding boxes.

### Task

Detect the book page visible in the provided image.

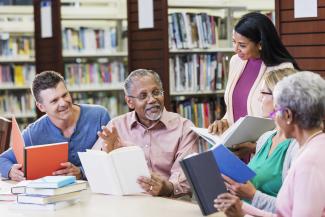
[190,127,223,146]
[78,151,122,195]
[110,146,150,195]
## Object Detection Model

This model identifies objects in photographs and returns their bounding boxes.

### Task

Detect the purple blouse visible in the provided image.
[232,58,262,122]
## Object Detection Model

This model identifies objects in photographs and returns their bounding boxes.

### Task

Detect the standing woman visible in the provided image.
[209,12,299,135]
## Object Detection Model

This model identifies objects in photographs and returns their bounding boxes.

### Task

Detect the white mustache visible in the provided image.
[145,104,161,110]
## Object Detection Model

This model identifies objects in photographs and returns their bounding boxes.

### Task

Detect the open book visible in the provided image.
[191,115,275,148]
[11,117,68,180]
[78,146,150,195]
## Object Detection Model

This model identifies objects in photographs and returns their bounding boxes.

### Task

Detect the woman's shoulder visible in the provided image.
[265,62,294,72]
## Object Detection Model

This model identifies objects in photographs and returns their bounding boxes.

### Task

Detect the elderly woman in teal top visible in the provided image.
[222,68,299,213]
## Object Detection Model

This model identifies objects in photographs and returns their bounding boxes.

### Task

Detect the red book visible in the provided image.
[11,117,68,180]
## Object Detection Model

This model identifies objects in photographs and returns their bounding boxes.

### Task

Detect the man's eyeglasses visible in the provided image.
[127,90,164,101]
[269,107,285,119]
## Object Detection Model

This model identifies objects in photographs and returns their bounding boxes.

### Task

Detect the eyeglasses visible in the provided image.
[269,107,285,119]
[127,90,164,101]
[260,91,272,95]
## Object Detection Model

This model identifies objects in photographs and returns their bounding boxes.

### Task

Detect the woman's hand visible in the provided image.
[231,142,256,159]
[214,193,245,217]
[223,174,256,200]
[208,119,229,135]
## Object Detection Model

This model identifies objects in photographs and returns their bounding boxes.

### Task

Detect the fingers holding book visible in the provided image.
[9,164,25,181]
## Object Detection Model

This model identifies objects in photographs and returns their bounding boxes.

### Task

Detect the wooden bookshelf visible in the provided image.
[0,5,36,120]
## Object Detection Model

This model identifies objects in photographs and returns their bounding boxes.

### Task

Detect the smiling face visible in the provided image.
[36,81,73,122]
[232,31,261,60]
[125,75,164,127]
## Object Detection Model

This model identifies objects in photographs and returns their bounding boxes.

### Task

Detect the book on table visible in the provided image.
[191,115,275,148]
[78,146,150,195]
[180,144,256,216]
[11,117,69,180]
[14,180,87,196]
[9,199,80,211]
[26,176,76,189]
[17,191,81,204]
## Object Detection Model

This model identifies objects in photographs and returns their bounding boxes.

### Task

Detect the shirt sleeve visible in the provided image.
[251,190,276,213]
[242,201,275,217]
[169,120,199,196]
[0,148,17,178]
[290,163,325,217]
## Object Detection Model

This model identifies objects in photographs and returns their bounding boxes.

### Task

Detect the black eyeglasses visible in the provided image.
[127,90,164,101]
[260,91,272,95]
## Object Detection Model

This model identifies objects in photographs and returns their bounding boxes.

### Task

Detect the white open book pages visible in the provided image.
[78,146,150,195]
[191,116,275,148]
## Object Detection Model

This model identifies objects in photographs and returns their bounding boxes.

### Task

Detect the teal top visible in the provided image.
[248,133,292,197]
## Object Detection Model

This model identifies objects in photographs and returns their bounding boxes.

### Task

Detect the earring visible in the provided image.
[286,121,291,125]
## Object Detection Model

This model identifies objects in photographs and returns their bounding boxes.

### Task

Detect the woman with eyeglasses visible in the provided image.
[214,71,325,217]
[221,68,298,213]
[208,12,299,160]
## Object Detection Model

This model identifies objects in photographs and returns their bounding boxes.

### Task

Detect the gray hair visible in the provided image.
[273,71,325,129]
[123,69,163,95]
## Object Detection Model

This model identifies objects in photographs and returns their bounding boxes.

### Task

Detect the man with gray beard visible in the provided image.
[93,69,198,197]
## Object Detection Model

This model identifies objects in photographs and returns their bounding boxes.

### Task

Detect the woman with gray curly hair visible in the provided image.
[214,71,325,217]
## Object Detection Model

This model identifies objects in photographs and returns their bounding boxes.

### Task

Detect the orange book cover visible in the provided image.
[11,117,25,169]
[25,142,68,180]
[11,117,68,180]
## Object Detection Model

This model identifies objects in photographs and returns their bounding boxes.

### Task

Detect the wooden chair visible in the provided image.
[0,117,12,154]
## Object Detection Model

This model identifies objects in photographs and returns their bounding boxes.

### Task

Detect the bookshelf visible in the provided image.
[60,0,128,118]
[0,5,37,124]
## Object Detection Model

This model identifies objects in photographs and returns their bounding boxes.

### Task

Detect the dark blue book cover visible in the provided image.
[180,151,227,216]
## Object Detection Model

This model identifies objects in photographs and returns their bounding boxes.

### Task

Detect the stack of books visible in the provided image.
[10,176,87,210]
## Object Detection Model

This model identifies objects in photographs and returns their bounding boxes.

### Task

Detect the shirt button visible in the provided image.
[175,190,179,193]
[145,144,149,148]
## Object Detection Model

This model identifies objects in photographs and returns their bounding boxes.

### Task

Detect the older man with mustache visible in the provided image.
[93,69,199,197]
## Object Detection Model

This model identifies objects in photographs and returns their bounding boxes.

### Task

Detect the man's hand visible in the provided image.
[208,119,229,135]
[53,162,81,179]
[223,174,256,200]
[137,173,174,197]
[214,193,245,217]
[8,164,25,181]
[97,126,122,153]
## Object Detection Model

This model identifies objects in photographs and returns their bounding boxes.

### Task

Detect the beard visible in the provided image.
[145,103,163,121]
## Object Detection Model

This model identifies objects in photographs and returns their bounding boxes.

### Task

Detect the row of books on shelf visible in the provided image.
[0,176,87,211]
[0,34,34,57]
[0,92,35,116]
[169,53,229,92]
[0,64,35,86]
[172,97,224,129]
[168,12,227,50]
[71,92,128,118]
[62,26,120,52]
[64,62,126,86]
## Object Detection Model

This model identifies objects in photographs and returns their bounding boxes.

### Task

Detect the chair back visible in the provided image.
[0,117,12,154]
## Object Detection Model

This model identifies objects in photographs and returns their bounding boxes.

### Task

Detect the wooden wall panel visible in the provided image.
[276,0,325,77]
[33,0,63,75]
[127,0,170,109]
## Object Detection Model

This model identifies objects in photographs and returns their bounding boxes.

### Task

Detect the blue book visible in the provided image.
[211,145,256,183]
[27,176,76,189]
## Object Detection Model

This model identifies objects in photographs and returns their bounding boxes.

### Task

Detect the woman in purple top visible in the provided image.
[208,12,299,158]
